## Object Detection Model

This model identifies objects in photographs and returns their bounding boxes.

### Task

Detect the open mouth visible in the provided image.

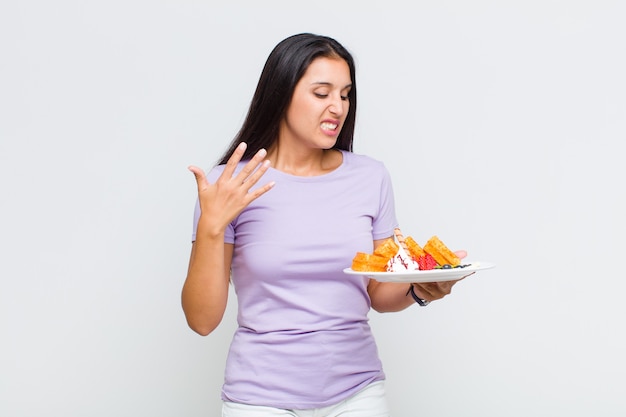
[321,122,338,132]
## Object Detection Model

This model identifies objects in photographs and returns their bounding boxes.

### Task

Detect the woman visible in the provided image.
[182,33,463,417]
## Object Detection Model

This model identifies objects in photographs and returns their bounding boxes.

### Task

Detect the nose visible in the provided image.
[328,94,344,116]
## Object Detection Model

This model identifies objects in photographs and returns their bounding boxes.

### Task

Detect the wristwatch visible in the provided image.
[408,284,430,306]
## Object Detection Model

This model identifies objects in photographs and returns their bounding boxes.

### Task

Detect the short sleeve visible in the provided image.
[371,164,398,240]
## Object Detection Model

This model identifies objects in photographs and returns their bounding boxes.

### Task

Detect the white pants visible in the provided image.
[222,381,390,417]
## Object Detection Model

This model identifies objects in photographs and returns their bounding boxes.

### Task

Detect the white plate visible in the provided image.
[343,261,496,283]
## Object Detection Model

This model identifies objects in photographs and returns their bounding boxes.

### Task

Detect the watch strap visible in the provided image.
[408,284,430,306]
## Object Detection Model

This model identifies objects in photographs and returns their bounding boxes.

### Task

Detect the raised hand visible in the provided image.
[189,142,275,237]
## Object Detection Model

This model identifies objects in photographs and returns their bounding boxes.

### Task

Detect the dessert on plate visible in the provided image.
[351,228,463,272]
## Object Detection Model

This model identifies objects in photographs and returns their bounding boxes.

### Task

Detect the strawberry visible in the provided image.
[417,253,437,270]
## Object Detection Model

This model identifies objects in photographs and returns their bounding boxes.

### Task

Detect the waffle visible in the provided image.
[373,238,399,259]
[423,235,461,267]
[351,252,389,272]
[405,236,425,259]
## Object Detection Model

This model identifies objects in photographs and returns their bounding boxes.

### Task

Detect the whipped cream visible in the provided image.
[386,245,419,272]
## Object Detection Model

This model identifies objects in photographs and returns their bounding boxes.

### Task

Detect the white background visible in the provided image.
[1,1,625,416]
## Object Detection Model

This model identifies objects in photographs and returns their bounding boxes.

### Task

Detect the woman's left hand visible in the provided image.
[411,250,473,302]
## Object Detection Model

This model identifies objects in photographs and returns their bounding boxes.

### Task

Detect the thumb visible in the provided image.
[188,165,208,190]
[454,250,467,259]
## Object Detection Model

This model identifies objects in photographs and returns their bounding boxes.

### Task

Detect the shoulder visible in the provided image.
[341,150,390,175]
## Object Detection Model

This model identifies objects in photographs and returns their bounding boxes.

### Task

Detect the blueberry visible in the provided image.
[442,264,452,269]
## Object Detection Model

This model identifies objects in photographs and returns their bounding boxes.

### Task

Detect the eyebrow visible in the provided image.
[311,81,353,89]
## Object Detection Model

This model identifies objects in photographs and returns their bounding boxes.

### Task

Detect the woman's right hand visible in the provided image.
[188,142,275,237]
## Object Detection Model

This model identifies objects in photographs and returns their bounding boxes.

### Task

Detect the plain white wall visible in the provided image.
[1,1,625,416]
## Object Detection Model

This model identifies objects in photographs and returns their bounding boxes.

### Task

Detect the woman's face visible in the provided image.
[279,56,352,150]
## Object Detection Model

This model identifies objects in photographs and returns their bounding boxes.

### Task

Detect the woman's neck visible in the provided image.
[266,145,342,177]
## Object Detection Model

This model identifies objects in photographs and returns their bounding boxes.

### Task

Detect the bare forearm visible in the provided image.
[181,236,231,335]
[369,281,415,312]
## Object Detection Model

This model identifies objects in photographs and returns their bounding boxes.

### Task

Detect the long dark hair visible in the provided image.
[217,33,357,165]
